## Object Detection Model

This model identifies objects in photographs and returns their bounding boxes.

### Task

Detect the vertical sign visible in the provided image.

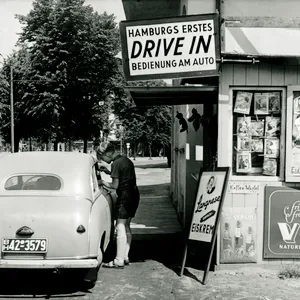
[119,13,220,81]
[286,86,300,181]
[264,186,300,258]
[180,167,230,284]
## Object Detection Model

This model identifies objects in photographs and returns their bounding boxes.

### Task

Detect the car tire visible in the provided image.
[82,280,96,290]
[76,267,98,290]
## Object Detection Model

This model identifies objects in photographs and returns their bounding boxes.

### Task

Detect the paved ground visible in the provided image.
[0,157,299,299]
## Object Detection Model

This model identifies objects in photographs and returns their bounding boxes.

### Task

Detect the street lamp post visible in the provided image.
[10,66,14,153]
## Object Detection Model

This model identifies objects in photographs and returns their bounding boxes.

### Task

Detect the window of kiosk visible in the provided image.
[231,87,285,179]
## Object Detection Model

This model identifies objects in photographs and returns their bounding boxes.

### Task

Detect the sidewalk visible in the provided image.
[101,158,300,300]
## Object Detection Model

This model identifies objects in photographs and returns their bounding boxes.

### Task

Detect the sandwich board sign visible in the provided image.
[119,13,220,81]
[180,167,230,285]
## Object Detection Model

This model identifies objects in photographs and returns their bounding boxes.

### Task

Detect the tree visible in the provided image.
[0,47,41,152]
[11,0,120,152]
[111,66,172,158]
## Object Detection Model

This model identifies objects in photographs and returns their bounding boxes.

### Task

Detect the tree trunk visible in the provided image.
[83,138,88,153]
[53,141,58,151]
[68,140,73,152]
[14,137,20,153]
[148,143,152,160]
[29,138,32,151]
[133,143,136,160]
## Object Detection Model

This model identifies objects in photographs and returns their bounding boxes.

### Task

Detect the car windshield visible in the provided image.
[4,175,62,191]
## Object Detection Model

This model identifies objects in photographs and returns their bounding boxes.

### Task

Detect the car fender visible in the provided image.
[88,192,111,259]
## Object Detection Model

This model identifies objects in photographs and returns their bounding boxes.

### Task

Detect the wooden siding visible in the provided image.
[218,63,300,264]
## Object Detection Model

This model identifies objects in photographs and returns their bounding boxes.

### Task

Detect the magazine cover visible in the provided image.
[292,113,300,148]
[237,136,251,151]
[264,138,280,158]
[236,152,252,173]
[251,119,265,137]
[254,93,269,115]
[234,92,253,115]
[262,158,277,176]
[251,138,263,153]
[294,96,300,114]
[237,117,251,136]
[268,92,281,113]
[265,116,281,137]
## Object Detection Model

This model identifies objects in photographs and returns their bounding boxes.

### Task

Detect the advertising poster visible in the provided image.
[234,92,253,115]
[264,186,300,258]
[251,119,264,137]
[268,92,281,113]
[236,152,252,173]
[262,158,277,176]
[237,117,251,136]
[254,93,269,115]
[291,92,300,176]
[119,14,220,81]
[188,170,228,243]
[220,207,257,263]
[265,116,281,137]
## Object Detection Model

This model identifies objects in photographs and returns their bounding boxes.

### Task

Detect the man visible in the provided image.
[96,141,140,268]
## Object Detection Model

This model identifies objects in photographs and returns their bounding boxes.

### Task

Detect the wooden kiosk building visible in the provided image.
[121,0,300,266]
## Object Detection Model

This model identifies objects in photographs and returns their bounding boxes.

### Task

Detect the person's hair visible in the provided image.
[96,142,115,160]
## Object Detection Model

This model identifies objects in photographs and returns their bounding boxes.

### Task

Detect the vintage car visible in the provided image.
[0,151,115,288]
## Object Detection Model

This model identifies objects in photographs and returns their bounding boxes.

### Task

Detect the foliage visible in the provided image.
[0,0,120,151]
[0,47,40,150]
[278,264,300,279]
[111,65,172,155]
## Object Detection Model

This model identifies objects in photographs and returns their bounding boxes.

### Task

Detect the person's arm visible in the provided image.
[99,166,111,175]
[99,178,119,190]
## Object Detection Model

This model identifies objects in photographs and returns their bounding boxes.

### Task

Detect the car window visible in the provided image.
[4,175,62,190]
[92,165,99,193]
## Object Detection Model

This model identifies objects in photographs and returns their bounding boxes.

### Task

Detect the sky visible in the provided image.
[0,0,126,62]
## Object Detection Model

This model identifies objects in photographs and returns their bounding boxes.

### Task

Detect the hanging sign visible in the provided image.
[119,13,220,81]
[180,167,230,285]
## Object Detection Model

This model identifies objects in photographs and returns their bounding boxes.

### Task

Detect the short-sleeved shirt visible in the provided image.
[111,155,137,195]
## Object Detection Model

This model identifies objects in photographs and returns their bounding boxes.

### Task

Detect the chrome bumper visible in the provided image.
[0,259,98,269]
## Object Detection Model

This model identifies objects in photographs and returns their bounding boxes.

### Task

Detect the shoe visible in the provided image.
[124,259,130,266]
[102,260,124,269]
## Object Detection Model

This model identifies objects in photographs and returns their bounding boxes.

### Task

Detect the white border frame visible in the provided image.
[229,86,286,182]
[286,85,300,182]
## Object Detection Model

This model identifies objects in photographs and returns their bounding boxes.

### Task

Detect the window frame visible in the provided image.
[286,85,300,182]
[229,86,286,182]
[4,173,63,191]
[91,163,100,195]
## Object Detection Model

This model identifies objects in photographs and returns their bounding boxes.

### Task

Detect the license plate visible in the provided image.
[1,238,48,253]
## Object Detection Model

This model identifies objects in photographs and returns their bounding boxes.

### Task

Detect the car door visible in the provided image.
[91,164,112,251]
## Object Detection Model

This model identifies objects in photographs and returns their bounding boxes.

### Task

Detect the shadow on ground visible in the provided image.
[138,183,170,196]
[134,162,169,169]
[103,234,215,276]
[103,235,184,267]
[0,269,90,298]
